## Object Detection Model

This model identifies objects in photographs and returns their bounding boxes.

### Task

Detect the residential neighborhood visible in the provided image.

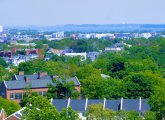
[0,26,165,119]
[0,0,165,119]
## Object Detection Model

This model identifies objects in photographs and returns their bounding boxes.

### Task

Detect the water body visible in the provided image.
[8,24,165,32]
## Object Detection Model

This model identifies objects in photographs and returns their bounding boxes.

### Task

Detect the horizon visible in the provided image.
[3,24,165,27]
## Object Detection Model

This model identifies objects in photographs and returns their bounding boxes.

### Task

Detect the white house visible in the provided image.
[64,52,87,61]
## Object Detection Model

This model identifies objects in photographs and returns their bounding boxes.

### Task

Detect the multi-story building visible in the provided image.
[0,72,80,103]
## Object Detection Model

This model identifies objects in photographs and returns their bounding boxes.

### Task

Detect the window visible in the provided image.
[43,91,46,96]
[38,91,47,96]
[10,93,14,100]
[10,93,23,100]
[15,93,23,100]
[38,92,43,95]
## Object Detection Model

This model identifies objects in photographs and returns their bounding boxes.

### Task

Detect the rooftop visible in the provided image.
[52,98,150,112]
[3,72,80,90]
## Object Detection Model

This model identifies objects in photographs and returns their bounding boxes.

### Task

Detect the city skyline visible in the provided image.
[0,0,165,26]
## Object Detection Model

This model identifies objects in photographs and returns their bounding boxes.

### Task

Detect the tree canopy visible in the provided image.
[0,96,21,116]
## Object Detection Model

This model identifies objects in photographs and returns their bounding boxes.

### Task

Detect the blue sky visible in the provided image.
[0,0,165,26]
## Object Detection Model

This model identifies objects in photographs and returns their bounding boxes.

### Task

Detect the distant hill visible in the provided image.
[7,24,165,32]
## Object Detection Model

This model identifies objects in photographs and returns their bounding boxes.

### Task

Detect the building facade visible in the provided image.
[0,72,80,103]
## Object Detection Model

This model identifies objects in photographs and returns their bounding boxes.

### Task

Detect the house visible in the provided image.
[0,51,12,58]
[64,53,87,61]
[115,33,132,39]
[8,55,26,66]
[87,52,100,61]
[25,49,43,58]
[105,42,131,52]
[52,98,150,120]
[11,48,43,58]
[2,98,150,120]
[44,32,64,41]
[3,108,25,120]
[0,72,81,103]
[0,109,7,120]
[6,54,39,66]
[105,42,124,52]
[46,48,63,56]
[105,47,123,52]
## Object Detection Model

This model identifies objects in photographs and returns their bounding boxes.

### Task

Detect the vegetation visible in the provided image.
[149,86,165,120]
[22,96,79,120]
[0,96,21,116]
[19,37,165,98]
[86,104,156,120]
[0,57,8,67]
[47,79,80,99]
[86,104,115,120]
[32,38,113,52]
[0,65,13,83]
[0,37,165,119]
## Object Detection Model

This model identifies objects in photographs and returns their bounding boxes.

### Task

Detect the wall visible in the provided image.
[6,88,48,103]
[0,82,7,98]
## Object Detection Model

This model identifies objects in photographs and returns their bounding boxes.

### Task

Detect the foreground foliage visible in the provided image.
[86,104,156,120]
[22,96,79,120]
[0,96,21,116]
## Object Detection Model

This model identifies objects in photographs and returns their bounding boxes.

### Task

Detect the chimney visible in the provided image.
[85,98,88,111]
[19,71,24,75]
[103,98,106,110]
[38,72,48,79]
[120,97,123,110]
[139,97,142,111]
[67,97,71,110]
[24,76,30,82]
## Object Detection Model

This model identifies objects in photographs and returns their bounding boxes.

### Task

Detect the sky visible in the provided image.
[0,0,165,26]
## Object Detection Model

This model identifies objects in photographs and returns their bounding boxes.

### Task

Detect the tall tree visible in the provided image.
[47,79,79,99]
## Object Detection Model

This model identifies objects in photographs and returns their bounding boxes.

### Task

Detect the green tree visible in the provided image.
[116,110,142,120]
[35,42,43,49]
[103,79,126,99]
[76,64,100,79]
[0,65,13,83]
[47,79,79,99]
[20,87,40,107]
[18,59,47,74]
[81,75,105,99]
[86,104,115,120]
[60,107,79,120]
[0,57,8,67]
[1,44,10,51]
[0,96,21,116]
[144,111,156,120]
[149,86,165,120]
[123,73,154,98]
[22,96,60,120]
[15,50,26,55]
